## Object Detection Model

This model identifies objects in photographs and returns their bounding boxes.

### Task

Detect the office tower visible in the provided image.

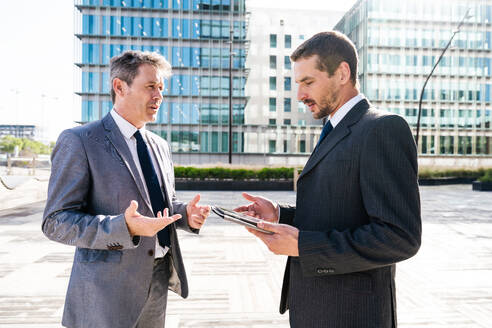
[75,0,248,163]
[244,6,343,160]
[335,0,492,164]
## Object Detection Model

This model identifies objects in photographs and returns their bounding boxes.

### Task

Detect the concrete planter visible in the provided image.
[472,181,492,191]
[176,179,293,191]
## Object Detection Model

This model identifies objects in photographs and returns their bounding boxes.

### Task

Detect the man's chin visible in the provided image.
[147,112,158,122]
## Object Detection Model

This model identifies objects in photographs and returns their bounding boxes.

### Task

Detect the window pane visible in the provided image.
[284,56,291,69]
[270,34,277,48]
[284,98,291,112]
[285,34,291,48]
[284,77,291,91]
[269,77,276,90]
[299,140,306,153]
[269,97,276,111]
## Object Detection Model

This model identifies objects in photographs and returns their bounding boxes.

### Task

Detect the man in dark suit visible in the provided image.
[43,50,210,328]
[236,31,421,327]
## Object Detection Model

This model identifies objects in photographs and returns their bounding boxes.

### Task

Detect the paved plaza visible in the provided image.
[0,185,491,327]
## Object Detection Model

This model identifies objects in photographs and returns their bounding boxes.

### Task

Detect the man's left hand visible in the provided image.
[186,194,211,229]
[246,221,299,256]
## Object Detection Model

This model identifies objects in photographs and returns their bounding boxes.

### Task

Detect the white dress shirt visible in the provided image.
[328,93,364,128]
[110,109,168,258]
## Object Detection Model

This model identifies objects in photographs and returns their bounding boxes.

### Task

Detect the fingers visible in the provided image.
[188,194,201,207]
[233,205,250,212]
[189,212,207,229]
[242,192,258,202]
[200,205,211,216]
[257,220,280,233]
[244,211,260,218]
[169,214,182,222]
[155,213,181,229]
[246,226,261,237]
[127,200,138,215]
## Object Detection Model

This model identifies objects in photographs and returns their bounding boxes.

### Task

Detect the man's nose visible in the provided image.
[154,89,163,100]
[297,87,306,101]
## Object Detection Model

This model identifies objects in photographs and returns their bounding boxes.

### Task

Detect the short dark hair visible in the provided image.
[109,50,171,103]
[290,31,358,85]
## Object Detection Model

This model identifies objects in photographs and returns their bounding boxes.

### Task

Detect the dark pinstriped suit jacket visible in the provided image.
[279,99,421,328]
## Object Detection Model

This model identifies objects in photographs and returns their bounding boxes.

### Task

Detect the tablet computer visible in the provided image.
[211,206,274,235]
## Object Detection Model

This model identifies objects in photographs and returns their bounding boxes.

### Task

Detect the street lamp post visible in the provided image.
[415,8,472,147]
[228,27,234,164]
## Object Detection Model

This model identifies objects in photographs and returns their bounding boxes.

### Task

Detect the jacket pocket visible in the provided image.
[76,248,122,263]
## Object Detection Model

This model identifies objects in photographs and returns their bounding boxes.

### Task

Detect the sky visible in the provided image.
[0,0,357,143]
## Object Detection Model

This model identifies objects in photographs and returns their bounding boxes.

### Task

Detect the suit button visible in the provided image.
[148,249,154,257]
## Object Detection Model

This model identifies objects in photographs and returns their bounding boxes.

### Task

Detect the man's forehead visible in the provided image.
[137,64,165,81]
[294,56,330,81]
[294,57,318,80]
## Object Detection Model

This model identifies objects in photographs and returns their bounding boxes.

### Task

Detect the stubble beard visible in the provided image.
[314,91,339,120]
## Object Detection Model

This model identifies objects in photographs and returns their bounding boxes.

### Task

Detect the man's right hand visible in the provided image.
[124,200,181,237]
[233,192,279,223]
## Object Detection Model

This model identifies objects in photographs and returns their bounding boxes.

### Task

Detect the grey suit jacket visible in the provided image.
[42,114,197,328]
[278,99,421,328]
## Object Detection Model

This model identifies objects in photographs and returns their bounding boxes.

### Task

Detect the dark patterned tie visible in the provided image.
[316,120,333,149]
[134,130,170,247]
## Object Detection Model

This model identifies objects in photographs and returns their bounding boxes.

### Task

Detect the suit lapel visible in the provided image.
[299,99,370,179]
[101,114,153,213]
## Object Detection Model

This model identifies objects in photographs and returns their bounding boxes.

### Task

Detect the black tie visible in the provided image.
[134,130,170,247]
[316,120,333,149]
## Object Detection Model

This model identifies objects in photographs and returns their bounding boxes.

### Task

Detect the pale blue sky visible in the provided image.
[0,0,357,142]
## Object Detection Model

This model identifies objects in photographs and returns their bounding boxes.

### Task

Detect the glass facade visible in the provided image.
[75,0,248,154]
[335,0,492,157]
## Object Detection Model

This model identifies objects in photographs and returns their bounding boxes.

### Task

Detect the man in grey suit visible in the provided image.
[236,31,421,327]
[42,50,210,328]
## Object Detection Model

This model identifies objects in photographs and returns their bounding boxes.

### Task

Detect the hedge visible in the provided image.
[174,166,491,181]
[418,168,486,180]
[478,169,492,183]
[174,167,294,180]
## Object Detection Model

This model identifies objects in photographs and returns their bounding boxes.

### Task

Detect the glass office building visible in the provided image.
[74,0,248,154]
[335,0,492,157]
[244,6,343,157]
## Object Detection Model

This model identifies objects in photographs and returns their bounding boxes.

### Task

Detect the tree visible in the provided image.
[0,136,51,155]
[0,136,24,154]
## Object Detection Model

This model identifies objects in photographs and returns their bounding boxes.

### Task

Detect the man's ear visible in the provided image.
[337,62,352,86]
[113,78,126,98]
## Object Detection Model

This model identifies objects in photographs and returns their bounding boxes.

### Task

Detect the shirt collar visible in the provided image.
[328,93,364,128]
[110,109,146,140]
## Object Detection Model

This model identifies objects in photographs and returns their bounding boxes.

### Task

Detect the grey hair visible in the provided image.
[109,50,172,103]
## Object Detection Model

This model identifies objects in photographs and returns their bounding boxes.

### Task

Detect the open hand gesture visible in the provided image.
[124,200,181,237]
[186,194,211,229]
